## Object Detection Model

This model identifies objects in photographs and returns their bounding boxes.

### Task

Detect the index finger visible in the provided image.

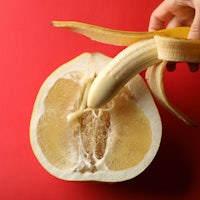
[148,2,174,31]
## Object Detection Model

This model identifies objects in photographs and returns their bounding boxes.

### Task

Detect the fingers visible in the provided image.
[149,0,200,72]
[166,62,176,72]
[148,1,173,31]
[187,63,200,72]
[166,16,183,28]
[166,62,199,72]
[187,2,200,71]
[188,10,200,39]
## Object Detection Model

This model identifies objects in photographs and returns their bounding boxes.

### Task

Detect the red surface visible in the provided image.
[1,0,200,199]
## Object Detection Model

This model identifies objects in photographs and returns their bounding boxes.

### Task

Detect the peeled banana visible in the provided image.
[52,21,199,126]
[87,38,160,108]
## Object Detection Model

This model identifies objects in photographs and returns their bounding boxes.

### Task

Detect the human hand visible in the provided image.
[148,0,200,71]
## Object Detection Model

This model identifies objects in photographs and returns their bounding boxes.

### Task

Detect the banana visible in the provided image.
[154,36,200,63]
[87,38,161,108]
[52,21,199,125]
[87,36,200,110]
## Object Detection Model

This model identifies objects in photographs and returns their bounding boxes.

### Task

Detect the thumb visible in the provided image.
[188,11,200,39]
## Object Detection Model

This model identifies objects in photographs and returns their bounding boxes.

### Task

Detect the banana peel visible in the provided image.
[146,61,196,126]
[52,21,198,126]
[52,21,190,46]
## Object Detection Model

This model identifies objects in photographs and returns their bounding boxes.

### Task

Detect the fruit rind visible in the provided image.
[30,53,162,182]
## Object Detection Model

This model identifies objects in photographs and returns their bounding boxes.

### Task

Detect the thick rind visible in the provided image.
[30,52,162,182]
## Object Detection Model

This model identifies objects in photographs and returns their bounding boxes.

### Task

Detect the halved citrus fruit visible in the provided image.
[30,52,162,182]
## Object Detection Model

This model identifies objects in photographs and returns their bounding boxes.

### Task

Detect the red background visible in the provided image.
[1,0,200,199]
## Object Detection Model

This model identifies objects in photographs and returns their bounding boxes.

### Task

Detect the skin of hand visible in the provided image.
[149,0,200,71]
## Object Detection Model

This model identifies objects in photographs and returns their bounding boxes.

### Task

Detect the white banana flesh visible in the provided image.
[52,21,199,125]
[87,39,160,108]
[154,36,200,63]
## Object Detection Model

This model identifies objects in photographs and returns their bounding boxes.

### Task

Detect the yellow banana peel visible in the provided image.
[52,21,190,46]
[146,61,197,126]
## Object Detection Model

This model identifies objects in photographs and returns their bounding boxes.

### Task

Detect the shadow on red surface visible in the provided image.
[124,133,194,196]
[75,112,197,199]
[108,109,197,198]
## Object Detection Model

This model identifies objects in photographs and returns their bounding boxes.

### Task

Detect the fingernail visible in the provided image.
[166,62,176,72]
[187,63,199,72]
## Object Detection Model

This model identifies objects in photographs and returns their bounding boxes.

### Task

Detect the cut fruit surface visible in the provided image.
[30,52,162,182]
